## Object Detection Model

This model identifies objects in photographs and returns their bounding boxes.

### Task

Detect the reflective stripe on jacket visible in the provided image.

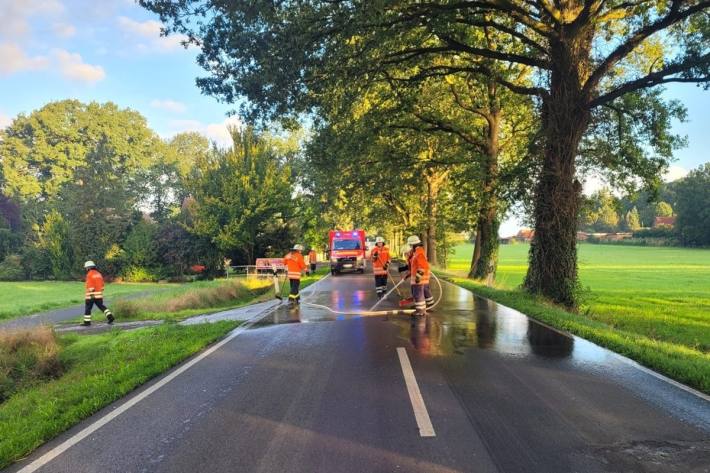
[371,245,390,276]
[284,251,306,280]
[85,269,105,299]
[410,246,430,285]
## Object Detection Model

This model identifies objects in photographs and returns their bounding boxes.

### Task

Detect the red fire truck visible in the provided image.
[328,229,366,275]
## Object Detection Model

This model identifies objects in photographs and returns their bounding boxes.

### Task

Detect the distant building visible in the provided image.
[653,216,676,228]
[516,228,534,242]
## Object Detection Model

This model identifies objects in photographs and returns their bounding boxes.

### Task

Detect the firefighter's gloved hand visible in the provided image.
[397,264,408,273]
[383,262,389,271]
[415,269,424,284]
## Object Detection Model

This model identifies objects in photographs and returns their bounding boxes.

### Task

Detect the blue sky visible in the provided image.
[1,0,708,235]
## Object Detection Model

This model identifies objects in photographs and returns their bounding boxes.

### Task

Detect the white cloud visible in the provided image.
[0,0,64,40]
[0,42,49,75]
[117,16,189,52]
[52,22,77,38]
[663,165,688,182]
[53,49,105,83]
[150,99,187,114]
[169,116,242,148]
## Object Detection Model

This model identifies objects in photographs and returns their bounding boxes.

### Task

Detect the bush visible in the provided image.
[120,265,160,282]
[633,227,676,239]
[0,255,25,281]
[21,247,53,280]
[0,327,63,402]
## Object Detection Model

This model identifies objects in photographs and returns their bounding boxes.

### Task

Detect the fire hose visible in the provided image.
[299,270,444,317]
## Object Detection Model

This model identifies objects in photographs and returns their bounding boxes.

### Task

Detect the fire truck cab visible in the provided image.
[328,230,366,275]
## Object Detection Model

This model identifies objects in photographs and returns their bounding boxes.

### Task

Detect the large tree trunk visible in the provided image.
[469,103,500,285]
[524,36,591,308]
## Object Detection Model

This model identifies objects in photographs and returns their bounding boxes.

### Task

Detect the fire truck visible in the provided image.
[328,229,366,275]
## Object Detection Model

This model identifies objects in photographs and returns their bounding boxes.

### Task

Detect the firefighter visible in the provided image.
[406,235,432,316]
[307,248,317,275]
[370,236,390,298]
[82,261,114,326]
[284,244,306,305]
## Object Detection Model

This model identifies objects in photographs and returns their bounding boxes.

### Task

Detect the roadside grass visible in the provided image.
[0,327,63,402]
[0,321,238,469]
[443,243,710,393]
[111,278,273,322]
[0,281,165,322]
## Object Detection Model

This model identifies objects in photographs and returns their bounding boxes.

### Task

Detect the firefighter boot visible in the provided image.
[106,311,114,324]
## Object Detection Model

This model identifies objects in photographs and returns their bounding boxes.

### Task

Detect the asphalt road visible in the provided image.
[7,271,710,473]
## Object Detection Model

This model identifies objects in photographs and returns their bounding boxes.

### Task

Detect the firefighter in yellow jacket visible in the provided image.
[406,235,433,316]
[284,244,307,305]
[83,261,114,326]
[370,236,390,298]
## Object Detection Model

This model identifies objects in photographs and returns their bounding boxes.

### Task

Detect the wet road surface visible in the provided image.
[7,271,710,473]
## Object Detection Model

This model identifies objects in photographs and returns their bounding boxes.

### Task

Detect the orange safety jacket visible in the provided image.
[85,269,105,299]
[410,246,430,285]
[371,245,390,276]
[284,251,306,280]
[308,250,317,264]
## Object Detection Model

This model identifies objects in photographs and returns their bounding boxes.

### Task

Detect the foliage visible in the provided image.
[20,247,52,281]
[0,255,24,281]
[120,266,161,283]
[624,207,642,232]
[39,211,73,280]
[122,219,159,269]
[189,127,294,264]
[634,227,676,239]
[655,201,674,218]
[674,163,710,247]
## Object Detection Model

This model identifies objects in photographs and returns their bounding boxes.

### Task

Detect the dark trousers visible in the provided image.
[289,279,301,303]
[84,297,112,322]
[374,274,387,297]
[310,263,316,273]
[411,284,432,314]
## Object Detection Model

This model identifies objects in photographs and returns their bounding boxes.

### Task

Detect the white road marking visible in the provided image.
[17,274,335,473]
[396,347,436,437]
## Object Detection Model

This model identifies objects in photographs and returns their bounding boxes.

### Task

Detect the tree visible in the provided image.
[38,210,73,279]
[141,0,710,307]
[674,163,710,247]
[655,201,674,217]
[625,208,642,232]
[189,127,294,264]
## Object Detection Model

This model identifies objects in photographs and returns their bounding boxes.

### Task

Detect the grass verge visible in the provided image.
[104,267,329,322]
[0,281,165,323]
[0,321,238,469]
[441,273,710,395]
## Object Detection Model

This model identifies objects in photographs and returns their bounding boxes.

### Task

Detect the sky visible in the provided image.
[1,0,708,236]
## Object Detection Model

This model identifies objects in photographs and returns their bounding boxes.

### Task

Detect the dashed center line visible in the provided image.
[396,347,436,437]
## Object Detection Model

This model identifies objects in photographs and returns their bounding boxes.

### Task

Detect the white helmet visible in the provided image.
[375,236,385,244]
[293,244,304,251]
[84,260,96,269]
[406,235,421,246]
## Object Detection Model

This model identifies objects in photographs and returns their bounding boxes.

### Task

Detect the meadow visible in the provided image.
[446,243,710,392]
[0,282,164,322]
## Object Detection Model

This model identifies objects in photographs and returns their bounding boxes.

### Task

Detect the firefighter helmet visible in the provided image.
[406,235,421,246]
[375,236,385,244]
[84,260,96,269]
[293,244,304,251]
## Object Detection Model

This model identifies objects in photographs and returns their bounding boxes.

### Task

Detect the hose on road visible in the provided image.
[300,271,443,317]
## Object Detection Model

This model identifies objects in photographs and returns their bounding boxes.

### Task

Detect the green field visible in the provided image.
[446,243,710,391]
[0,282,165,322]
